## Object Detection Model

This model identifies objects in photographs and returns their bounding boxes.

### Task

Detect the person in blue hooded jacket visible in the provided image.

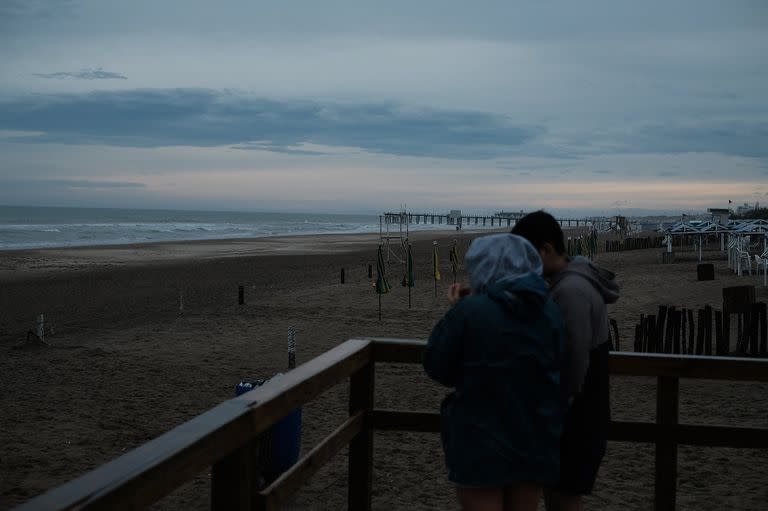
[424,233,565,511]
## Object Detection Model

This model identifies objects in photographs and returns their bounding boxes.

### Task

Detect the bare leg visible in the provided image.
[504,482,541,511]
[456,487,504,511]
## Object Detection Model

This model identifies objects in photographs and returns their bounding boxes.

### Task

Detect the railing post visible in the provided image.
[348,361,374,511]
[655,376,679,511]
[211,439,258,511]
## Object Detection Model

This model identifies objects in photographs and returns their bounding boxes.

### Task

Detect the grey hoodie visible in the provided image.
[550,256,620,397]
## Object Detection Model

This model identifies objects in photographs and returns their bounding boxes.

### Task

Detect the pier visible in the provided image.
[379,210,630,262]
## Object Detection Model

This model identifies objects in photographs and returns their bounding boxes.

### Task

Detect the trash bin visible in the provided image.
[235,378,302,485]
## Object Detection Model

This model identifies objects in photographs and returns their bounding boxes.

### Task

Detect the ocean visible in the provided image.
[0,206,456,250]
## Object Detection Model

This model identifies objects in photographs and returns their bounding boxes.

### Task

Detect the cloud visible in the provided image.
[33,67,127,80]
[231,142,328,156]
[621,121,768,158]
[0,88,543,159]
[3,179,145,189]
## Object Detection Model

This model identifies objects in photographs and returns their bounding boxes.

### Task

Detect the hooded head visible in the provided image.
[465,233,543,293]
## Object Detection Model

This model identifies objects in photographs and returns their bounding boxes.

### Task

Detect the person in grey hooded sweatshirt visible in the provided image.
[424,233,565,511]
[512,211,620,511]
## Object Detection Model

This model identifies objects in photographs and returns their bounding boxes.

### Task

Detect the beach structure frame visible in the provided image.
[15,338,768,511]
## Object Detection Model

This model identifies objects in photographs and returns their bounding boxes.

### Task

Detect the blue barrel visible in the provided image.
[235,379,302,483]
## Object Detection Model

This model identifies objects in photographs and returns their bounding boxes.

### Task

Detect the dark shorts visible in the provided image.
[557,424,606,495]
[555,341,611,496]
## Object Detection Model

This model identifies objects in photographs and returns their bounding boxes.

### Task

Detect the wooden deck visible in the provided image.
[14,338,768,511]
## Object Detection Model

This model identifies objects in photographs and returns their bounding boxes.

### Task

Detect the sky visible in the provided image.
[0,0,766,215]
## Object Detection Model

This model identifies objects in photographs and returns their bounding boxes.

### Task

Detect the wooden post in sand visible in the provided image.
[238,286,244,305]
[367,264,372,279]
[35,314,45,341]
[704,305,713,356]
[340,268,345,284]
[687,309,695,355]
[695,309,705,355]
[655,375,679,511]
[715,310,724,355]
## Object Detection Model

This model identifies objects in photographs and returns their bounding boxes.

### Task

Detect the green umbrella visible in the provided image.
[375,245,390,319]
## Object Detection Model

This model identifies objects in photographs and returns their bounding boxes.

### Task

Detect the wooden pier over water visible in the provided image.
[380,211,624,230]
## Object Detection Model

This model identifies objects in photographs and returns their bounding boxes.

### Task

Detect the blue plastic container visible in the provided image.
[235,378,302,483]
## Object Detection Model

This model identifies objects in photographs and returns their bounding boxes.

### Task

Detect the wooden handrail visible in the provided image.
[13,338,768,511]
[16,339,371,511]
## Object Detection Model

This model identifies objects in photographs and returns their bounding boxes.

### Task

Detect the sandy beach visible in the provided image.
[1,231,767,510]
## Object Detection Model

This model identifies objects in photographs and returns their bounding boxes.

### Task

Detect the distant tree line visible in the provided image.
[731,207,768,220]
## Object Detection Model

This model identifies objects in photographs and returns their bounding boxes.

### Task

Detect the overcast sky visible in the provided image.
[0,0,766,214]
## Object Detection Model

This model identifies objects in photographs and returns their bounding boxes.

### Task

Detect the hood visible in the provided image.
[553,256,620,304]
[487,272,550,311]
[465,233,543,293]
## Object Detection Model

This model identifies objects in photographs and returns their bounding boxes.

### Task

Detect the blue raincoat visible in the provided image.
[424,234,565,487]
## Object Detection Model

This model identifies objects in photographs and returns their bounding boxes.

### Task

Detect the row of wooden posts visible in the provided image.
[634,303,768,357]
[604,236,664,253]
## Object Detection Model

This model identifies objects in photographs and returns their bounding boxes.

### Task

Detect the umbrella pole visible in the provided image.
[408,286,412,309]
[378,294,382,321]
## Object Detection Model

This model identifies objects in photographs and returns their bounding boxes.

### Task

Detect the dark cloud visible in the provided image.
[231,142,328,156]
[0,89,543,159]
[0,0,78,27]
[624,121,768,158]
[33,68,127,80]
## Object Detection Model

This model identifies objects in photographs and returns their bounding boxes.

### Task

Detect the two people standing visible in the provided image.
[424,211,620,511]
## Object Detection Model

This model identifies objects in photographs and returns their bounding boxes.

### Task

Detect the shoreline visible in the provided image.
[0,228,507,281]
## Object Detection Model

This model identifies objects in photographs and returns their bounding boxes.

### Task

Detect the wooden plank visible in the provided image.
[674,424,768,449]
[655,376,679,511]
[715,310,724,356]
[761,302,768,357]
[257,412,365,511]
[212,438,258,511]
[749,303,760,356]
[370,339,768,381]
[348,361,375,511]
[687,309,695,355]
[680,309,687,355]
[647,315,657,353]
[16,339,372,511]
[696,309,705,355]
[371,411,768,449]
[609,352,768,381]
[704,305,713,356]
[370,337,426,364]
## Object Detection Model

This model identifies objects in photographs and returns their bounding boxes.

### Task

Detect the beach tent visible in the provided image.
[664,221,732,261]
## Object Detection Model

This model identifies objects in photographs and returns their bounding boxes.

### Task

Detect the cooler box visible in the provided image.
[236,379,302,484]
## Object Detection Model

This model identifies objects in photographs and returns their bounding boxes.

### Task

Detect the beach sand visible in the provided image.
[1,232,767,510]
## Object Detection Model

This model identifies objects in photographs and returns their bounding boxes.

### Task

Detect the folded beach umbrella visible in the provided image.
[375,245,390,320]
[449,240,460,283]
[375,245,391,295]
[432,241,441,297]
[406,243,415,308]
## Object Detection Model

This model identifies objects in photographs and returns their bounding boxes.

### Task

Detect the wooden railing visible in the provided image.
[15,338,768,511]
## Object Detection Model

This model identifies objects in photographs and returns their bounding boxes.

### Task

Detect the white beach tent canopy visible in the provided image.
[663,220,733,261]
[728,219,768,235]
